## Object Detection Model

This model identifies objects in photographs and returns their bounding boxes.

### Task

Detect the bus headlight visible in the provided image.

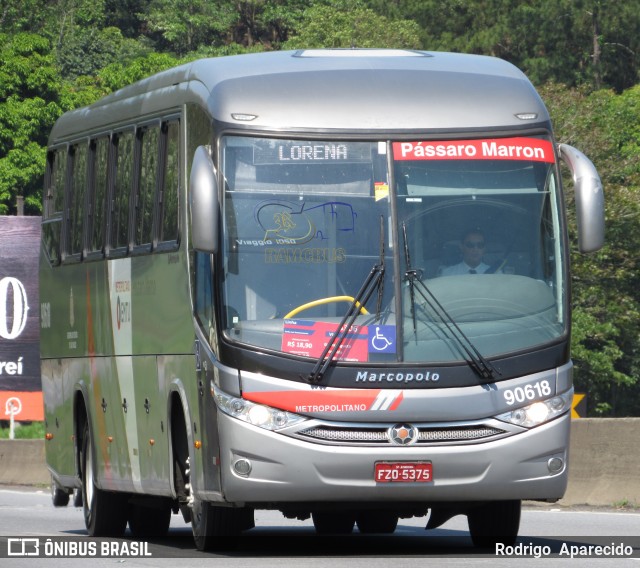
[212,384,306,431]
[495,391,573,428]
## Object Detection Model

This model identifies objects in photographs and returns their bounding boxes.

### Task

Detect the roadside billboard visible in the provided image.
[0,216,42,421]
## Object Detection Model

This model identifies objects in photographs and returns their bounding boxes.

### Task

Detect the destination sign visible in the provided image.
[254,141,372,165]
[393,137,555,163]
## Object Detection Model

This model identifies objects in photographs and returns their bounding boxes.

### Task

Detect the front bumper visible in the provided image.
[216,411,570,505]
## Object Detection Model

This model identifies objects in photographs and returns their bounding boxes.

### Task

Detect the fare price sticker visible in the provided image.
[282,319,369,362]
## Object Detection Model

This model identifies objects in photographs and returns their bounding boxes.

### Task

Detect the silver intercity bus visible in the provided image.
[41,49,604,549]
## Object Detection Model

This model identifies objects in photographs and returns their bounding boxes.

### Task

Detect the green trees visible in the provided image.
[1,0,640,413]
[283,3,421,49]
[541,83,640,415]
[144,0,235,56]
[368,0,640,92]
[0,34,62,214]
[2,1,639,89]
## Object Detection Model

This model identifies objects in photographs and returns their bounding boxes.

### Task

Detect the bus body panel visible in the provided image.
[40,254,193,360]
[43,351,199,497]
[48,51,550,143]
[41,248,198,496]
[42,358,76,480]
[238,364,573,423]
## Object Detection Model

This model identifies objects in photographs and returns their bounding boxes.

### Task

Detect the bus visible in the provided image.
[41,49,604,549]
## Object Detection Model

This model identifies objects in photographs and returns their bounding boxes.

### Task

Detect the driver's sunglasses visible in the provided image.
[464,241,485,249]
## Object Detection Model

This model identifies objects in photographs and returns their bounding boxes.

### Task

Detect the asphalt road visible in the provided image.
[0,486,638,567]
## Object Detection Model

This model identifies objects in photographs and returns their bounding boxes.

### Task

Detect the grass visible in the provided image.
[612,498,639,510]
[0,421,45,439]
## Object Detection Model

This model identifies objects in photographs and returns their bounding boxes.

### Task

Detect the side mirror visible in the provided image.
[189,145,218,253]
[558,143,605,253]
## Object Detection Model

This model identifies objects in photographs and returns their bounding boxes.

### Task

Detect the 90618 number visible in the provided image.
[503,380,552,405]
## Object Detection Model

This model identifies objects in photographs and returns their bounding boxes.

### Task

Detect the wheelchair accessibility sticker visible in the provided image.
[368,325,396,354]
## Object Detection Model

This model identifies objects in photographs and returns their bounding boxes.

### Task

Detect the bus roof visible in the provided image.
[49,49,551,142]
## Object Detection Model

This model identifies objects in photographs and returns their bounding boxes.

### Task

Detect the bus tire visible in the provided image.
[356,510,398,534]
[81,421,129,537]
[312,511,356,535]
[51,476,70,507]
[191,500,251,551]
[128,502,172,538]
[72,488,83,507]
[467,500,521,548]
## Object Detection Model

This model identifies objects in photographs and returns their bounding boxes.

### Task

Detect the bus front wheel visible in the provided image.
[191,499,254,551]
[128,502,172,538]
[467,500,521,548]
[81,421,129,537]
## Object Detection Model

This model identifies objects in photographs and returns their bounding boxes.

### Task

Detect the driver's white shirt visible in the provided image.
[440,261,490,276]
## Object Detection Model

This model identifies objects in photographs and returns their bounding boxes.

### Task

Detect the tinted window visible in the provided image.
[88,137,109,255]
[159,120,180,244]
[111,131,134,251]
[135,125,159,247]
[68,142,88,257]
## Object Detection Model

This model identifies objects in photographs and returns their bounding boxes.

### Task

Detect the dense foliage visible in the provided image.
[2,0,640,415]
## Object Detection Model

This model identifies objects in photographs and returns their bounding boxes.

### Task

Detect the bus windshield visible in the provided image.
[220,135,566,366]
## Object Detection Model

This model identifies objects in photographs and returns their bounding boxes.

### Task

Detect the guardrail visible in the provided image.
[1,418,638,506]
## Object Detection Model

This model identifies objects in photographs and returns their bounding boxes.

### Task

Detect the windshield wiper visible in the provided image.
[402,223,500,383]
[305,216,386,384]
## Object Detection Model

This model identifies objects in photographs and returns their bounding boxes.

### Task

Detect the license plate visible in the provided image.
[374,461,433,483]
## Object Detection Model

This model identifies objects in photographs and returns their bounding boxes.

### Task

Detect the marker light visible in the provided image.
[231,113,258,121]
[515,113,538,120]
[495,391,573,428]
[212,384,306,431]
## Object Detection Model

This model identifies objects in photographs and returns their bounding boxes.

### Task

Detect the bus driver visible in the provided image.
[440,229,491,275]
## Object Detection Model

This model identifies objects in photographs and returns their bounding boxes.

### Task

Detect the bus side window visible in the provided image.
[65,142,88,261]
[157,120,180,247]
[195,251,215,338]
[134,124,160,250]
[42,148,66,265]
[110,130,135,254]
[87,137,110,257]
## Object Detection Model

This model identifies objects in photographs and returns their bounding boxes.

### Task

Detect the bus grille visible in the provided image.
[295,424,507,446]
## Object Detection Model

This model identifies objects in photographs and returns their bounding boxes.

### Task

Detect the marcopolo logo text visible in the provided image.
[355,371,440,383]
